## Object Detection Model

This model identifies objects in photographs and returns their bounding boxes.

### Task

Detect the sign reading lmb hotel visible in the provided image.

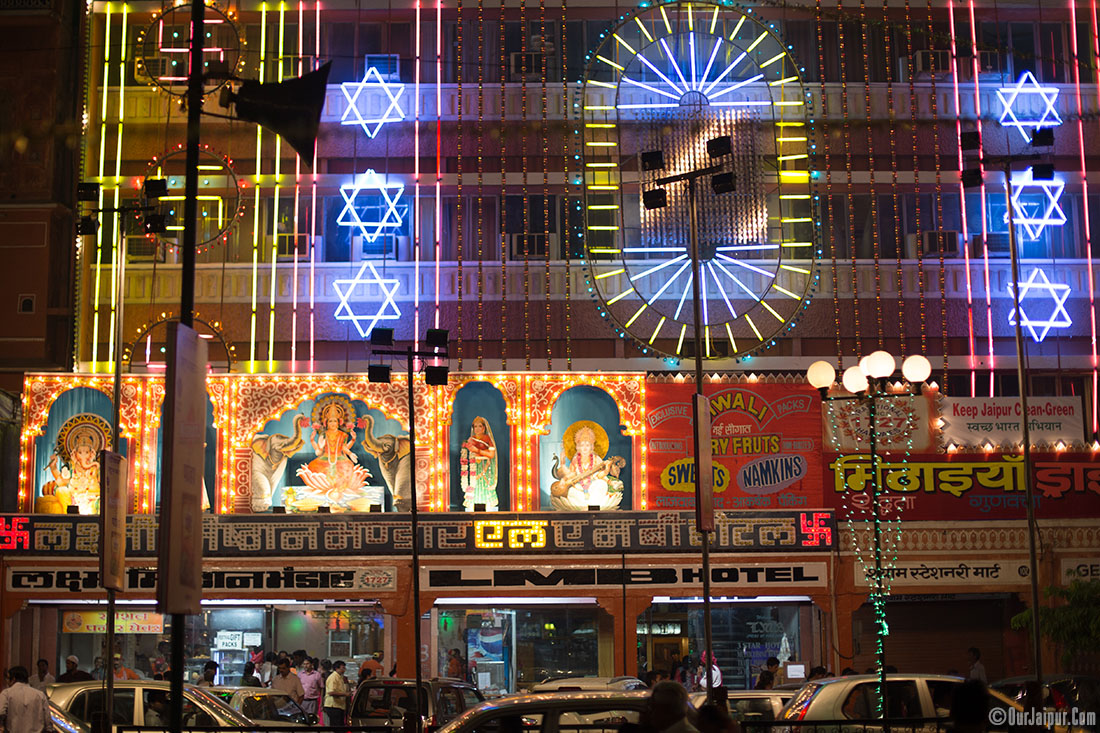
[646,383,823,511]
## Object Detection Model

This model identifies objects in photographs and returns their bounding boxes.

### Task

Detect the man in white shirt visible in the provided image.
[967,647,987,683]
[28,660,54,692]
[271,660,305,705]
[0,665,54,733]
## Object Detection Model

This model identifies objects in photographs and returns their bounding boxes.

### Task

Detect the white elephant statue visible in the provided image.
[250,415,308,512]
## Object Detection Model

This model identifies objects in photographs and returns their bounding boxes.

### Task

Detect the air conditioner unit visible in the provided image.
[971,233,1011,257]
[914,50,952,76]
[364,54,400,80]
[126,235,164,262]
[135,56,172,84]
[923,230,960,256]
[509,52,545,82]
[509,232,556,258]
[352,234,409,260]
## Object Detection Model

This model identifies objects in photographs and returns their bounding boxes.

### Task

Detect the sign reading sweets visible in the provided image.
[827,452,1100,520]
[941,397,1084,448]
[646,383,824,510]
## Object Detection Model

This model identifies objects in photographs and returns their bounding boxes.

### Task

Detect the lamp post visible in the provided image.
[369,327,450,733]
[806,351,932,718]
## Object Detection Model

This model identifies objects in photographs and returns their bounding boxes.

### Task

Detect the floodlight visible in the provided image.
[1031,164,1055,180]
[368,364,392,383]
[77,182,100,202]
[76,217,98,235]
[143,178,168,200]
[641,150,665,172]
[710,172,736,194]
[961,168,983,188]
[706,135,732,158]
[424,365,449,386]
[143,214,168,234]
[1031,129,1054,147]
[642,189,668,210]
[959,131,981,151]
[370,327,394,347]
[426,328,449,348]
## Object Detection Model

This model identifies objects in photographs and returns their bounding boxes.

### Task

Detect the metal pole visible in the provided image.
[687,177,715,703]
[408,346,423,733]
[1003,167,1044,685]
[868,391,887,717]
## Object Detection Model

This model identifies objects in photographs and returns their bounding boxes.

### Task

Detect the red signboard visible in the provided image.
[646,382,824,511]
[826,451,1100,519]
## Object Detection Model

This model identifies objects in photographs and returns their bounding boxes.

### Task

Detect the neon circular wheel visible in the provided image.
[581,1,818,360]
[135,2,244,98]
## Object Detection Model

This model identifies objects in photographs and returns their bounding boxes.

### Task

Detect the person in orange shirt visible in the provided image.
[359,652,384,680]
[111,655,140,680]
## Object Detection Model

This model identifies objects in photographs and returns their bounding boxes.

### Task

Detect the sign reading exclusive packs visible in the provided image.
[646,383,824,511]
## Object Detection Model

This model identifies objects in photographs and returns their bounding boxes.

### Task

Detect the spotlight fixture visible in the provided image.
[76,217,99,235]
[143,178,168,200]
[1031,128,1054,147]
[959,130,981,151]
[1031,163,1055,180]
[960,168,983,188]
[424,365,449,386]
[641,150,665,172]
[642,188,668,210]
[426,328,449,348]
[370,327,394,347]
[710,172,736,194]
[143,214,168,234]
[706,135,732,158]
[77,182,101,202]
[367,364,392,383]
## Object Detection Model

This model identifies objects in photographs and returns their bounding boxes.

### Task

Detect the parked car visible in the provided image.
[46,680,255,731]
[349,677,484,733]
[437,690,653,733]
[50,702,89,733]
[531,677,648,692]
[780,674,1024,731]
[690,689,794,728]
[209,686,315,726]
[991,675,1100,729]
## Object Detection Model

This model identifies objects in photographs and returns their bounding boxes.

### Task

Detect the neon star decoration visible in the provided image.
[340,66,407,138]
[1006,168,1066,241]
[1008,268,1072,343]
[338,170,405,243]
[332,261,402,338]
[996,71,1062,144]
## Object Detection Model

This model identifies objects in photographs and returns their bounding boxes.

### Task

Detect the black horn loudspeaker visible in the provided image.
[228,61,332,162]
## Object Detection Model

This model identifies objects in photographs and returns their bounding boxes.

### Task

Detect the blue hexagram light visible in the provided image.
[996,71,1062,144]
[332,261,402,339]
[1007,167,1066,241]
[1007,267,1072,343]
[340,66,407,138]
[338,169,405,243]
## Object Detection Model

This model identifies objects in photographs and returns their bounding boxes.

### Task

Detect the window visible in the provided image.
[554,705,643,733]
[437,688,462,721]
[461,689,483,711]
[69,689,136,726]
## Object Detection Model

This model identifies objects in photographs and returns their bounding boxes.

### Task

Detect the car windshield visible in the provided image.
[187,687,255,726]
[353,684,429,718]
[238,692,307,723]
[780,682,821,720]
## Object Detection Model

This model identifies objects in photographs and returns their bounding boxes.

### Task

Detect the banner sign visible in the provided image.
[1061,558,1100,582]
[9,566,399,594]
[0,510,835,558]
[823,392,936,452]
[62,611,164,633]
[827,452,1100,519]
[941,397,1084,448]
[424,562,830,590]
[854,560,1032,587]
[646,383,824,510]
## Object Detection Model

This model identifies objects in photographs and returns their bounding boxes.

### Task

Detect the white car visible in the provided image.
[210,686,315,726]
[530,677,648,693]
[438,690,653,733]
[46,680,255,731]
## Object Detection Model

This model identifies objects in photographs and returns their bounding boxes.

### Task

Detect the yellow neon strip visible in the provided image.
[585,141,617,146]
[583,105,615,111]
[777,154,809,162]
[775,121,806,126]
[586,162,618,167]
[635,16,655,43]
[781,264,811,274]
[779,171,811,181]
[745,33,768,53]
[250,2,269,369]
[725,322,738,352]
[92,3,113,369]
[586,123,617,128]
[782,217,813,223]
[705,325,712,357]
[613,33,636,55]
[590,80,616,89]
[607,288,634,305]
[780,194,811,199]
[597,55,624,71]
[709,6,719,34]
[589,226,620,230]
[587,185,620,190]
[196,164,222,171]
[782,241,814,248]
[769,75,798,86]
[590,248,622,254]
[777,137,808,143]
[687,4,693,30]
[589,205,621,209]
[773,285,802,299]
[761,301,784,322]
[730,15,747,40]
[108,3,129,371]
[659,5,673,34]
[761,51,786,68]
[774,100,805,106]
[268,3,287,373]
[676,324,687,354]
[649,316,667,344]
[745,315,763,341]
[624,303,647,329]
[596,268,626,279]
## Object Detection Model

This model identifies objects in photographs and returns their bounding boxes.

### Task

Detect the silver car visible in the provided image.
[531,677,648,693]
[46,680,255,731]
[210,686,315,726]
[690,689,793,726]
[437,690,653,733]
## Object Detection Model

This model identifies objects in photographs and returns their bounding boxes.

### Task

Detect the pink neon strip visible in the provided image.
[434,0,443,330]
[310,1,321,373]
[290,0,304,373]
[414,0,422,354]
[967,0,995,397]
[947,0,979,396]
[1078,0,1100,433]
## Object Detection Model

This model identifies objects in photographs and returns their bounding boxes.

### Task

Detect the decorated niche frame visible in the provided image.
[217,374,430,514]
[523,374,646,511]
[433,374,523,511]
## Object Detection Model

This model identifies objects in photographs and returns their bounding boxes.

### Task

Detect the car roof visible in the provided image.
[813,674,966,685]
[476,690,651,710]
[532,676,644,690]
[993,675,1097,685]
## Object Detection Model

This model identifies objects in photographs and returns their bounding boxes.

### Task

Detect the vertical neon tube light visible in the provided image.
[947,0,979,396]
[309,1,321,372]
[967,0,995,397]
[290,0,303,372]
[108,5,128,373]
[1075,0,1100,434]
[434,0,442,329]
[267,3,287,373]
[414,0,422,352]
[249,4,269,372]
[91,3,113,370]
